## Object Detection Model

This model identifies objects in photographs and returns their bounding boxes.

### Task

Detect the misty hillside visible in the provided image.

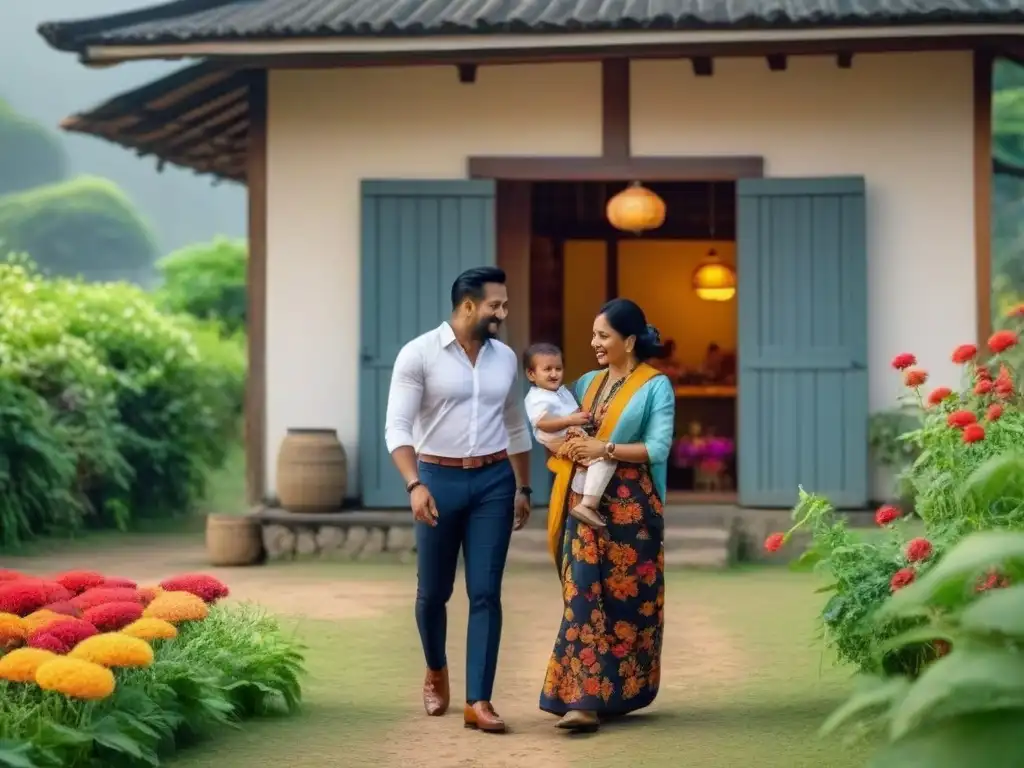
[0,0,244,255]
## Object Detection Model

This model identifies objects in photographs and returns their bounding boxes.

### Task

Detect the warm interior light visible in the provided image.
[692,261,737,302]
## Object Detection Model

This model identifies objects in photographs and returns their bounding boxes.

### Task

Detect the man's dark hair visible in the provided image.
[450,266,506,310]
[523,342,562,371]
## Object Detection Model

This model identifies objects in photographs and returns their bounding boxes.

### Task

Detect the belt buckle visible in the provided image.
[463,456,483,470]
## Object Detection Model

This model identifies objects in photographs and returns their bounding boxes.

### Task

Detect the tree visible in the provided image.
[0,175,157,283]
[156,237,248,334]
[0,97,68,196]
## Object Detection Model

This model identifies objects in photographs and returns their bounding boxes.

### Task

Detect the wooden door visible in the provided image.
[736,177,868,509]
[359,180,497,507]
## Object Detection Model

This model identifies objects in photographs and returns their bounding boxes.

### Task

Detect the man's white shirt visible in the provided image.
[384,322,532,458]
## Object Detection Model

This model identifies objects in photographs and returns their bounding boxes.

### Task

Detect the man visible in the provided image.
[384,265,533,734]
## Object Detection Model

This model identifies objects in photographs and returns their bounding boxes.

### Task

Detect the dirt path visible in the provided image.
[11,540,752,768]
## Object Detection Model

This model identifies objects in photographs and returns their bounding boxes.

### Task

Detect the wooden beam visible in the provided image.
[468,155,764,181]
[605,238,619,300]
[692,57,713,77]
[457,63,477,83]
[246,69,268,506]
[601,59,630,160]
[973,48,993,351]
[837,51,854,68]
[767,54,787,71]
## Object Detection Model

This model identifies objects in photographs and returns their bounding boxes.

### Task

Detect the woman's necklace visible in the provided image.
[596,364,636,407]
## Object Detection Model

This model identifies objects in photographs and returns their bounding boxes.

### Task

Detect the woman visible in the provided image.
[539,298,675,731]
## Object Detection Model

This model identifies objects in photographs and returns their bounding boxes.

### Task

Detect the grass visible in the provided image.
[163,564,872,768]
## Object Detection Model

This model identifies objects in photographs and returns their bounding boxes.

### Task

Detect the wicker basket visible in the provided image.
[276,428,348,512]
[205,514,263,566]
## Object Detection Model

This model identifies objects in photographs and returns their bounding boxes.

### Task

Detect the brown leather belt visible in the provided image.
[418,450,508,470]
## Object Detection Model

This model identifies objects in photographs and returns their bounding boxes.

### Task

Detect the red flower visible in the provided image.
[976,365,992,381]
[81,602,144,632]
[70,587,143,612]
[101,577,138,589]
[977,570,1011,592]
[635,562,657,585]
[137,587,160,605]
[611,643,629,659]
[875,505,900,526]
[54,571,106,596]
[43,601,82,618]
[905,537,933,562]
[0,570,24,582]
[947,410,977,428]
[996,381,1014,398]
[764,532,785,553]
[987,404,1003,422]
[963,424,986,443]
[951,344,978,364]
[30,618,97,649]
[903,368,928,388]
[579,647,597,666]
[974,379,993,395]
[890,568,916,592]
[891,353,917,370]
[616,485,630,499]
[28,633,70,654]
[0,582,48,617]
[926,387,953,406]
[159,574,230,604]
[988,330,1019,355]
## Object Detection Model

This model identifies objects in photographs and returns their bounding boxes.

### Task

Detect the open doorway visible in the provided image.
[528,181,738,504]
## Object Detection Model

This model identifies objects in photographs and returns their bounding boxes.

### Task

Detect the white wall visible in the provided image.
[265,52,975,499]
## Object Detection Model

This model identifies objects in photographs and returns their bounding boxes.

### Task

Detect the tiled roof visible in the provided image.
[39,0,1024,53]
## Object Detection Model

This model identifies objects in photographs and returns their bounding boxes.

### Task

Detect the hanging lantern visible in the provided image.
[692,250,737,302]
[606,181,666,235]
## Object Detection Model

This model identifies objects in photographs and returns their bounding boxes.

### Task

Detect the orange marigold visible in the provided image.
[0,612,26,647]
[22,609,63,635]
[143,591,209,624]
[0,647,57,682]
[69,633,154,668]
[121,617,178,641]
[35,657,115,700]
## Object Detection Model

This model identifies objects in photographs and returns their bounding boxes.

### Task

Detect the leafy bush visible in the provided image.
[0,176,157,284]
[0,255,245,545]
[0,568,304,768]
[822,524,1024,767]
[0,98,68,197]
[156,237,247,335]
[765,309,1024,676]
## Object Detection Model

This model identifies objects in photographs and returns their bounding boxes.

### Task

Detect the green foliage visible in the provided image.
[822,524,1024,767]
[771,318,1024,676]
[0,604,305,768]
[0,254,245,546]
[156,238,247,335]
[0,98,68,197]
[0,177,157,284]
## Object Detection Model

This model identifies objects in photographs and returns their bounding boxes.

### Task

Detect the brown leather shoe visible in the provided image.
[463,701,507,733]
[423,668,449,716]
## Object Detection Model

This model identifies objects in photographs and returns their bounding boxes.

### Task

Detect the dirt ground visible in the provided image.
[7,536,840,768]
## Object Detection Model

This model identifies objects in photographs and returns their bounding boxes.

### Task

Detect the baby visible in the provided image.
[522,343,617,529]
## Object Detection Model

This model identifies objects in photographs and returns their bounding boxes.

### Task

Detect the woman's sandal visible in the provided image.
[556,710,600,731]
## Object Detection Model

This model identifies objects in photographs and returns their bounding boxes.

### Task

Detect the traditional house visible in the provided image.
[41,0,1024,511]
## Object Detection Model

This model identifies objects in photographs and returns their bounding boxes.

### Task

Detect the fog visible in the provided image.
[0,0,245,255]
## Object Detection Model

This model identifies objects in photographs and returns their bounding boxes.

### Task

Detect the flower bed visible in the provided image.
[765,307,1024,677]
[0,569,304,767]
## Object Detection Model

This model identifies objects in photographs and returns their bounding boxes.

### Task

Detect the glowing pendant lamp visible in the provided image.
[606,181,666,235]
[692,250,737,302]
[693,183,736,302]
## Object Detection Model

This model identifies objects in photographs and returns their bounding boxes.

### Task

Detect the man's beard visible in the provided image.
[474,316,501,340]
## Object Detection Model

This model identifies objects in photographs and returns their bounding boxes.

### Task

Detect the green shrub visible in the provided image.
[156,237,247,335]
[767,314,1024,676]
[823,521,1024,767]
[0,98,68,197]
[0,176,157,284]
[0,254,245,544]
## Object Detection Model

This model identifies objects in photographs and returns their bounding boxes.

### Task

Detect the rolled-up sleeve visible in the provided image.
[384,342,423,454]
[503,365,533,456]
[642,375,676,465]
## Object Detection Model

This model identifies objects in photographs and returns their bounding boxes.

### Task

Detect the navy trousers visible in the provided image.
[414,458,516,703]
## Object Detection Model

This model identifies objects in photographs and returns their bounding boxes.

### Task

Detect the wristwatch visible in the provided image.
[605,442,616,458]
[406,479,422,493]
[518,486,533,498]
